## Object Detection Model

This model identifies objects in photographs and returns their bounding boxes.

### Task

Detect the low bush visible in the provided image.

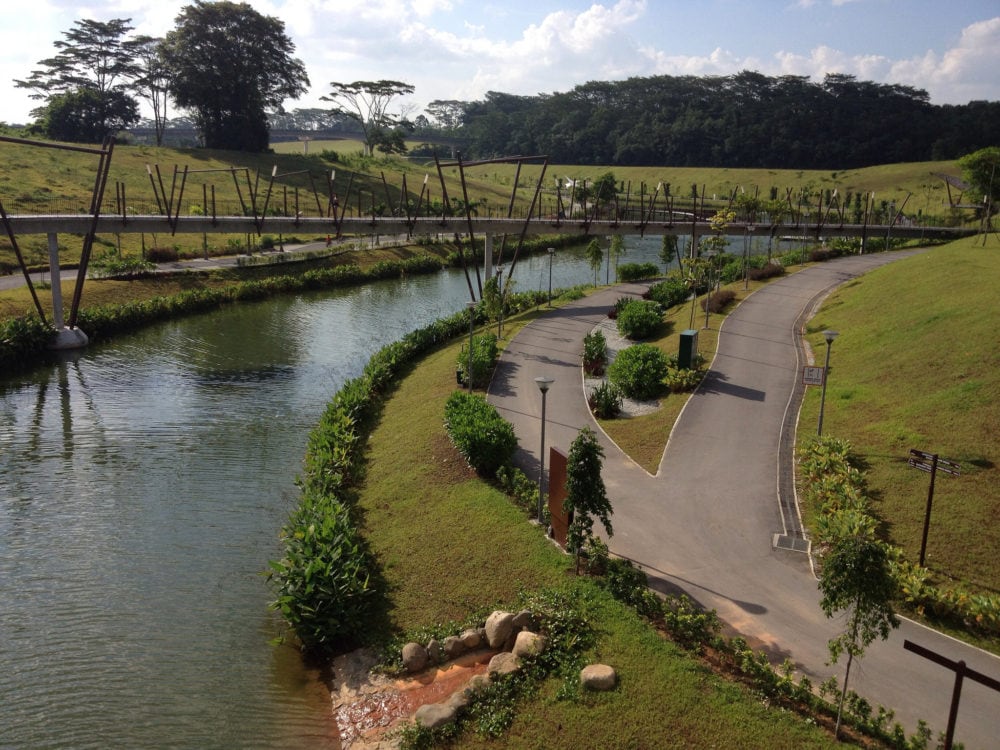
[700,288,736,314]
[617,262,660,282]
[664,367,704,392]
[588,381,622,418]
[646,277,689,309]
[146,246,179,262]
[582,329,607,375]
[607,343,668,400]
[456,332,498,388]
[607,295,632,320]
[616,299,663,340]
[748,262,785,281]
[495,465,538,514]
[444,390,517,477]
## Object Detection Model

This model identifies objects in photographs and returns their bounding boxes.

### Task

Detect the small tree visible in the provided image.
[818,523,900,738]
[609,235,625,283]
[564,427,613,573]
[585,239,603,287]
[659,234,678,273]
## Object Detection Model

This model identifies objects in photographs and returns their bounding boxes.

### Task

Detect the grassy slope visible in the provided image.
[1,136,967,268]
[798,236,1000,591]
[358,309,838,748]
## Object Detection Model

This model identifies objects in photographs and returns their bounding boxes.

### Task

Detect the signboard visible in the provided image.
[802,366,825,386]
[908,449,961,476]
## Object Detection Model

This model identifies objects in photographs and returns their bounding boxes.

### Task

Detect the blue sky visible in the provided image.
[1,0,997,124]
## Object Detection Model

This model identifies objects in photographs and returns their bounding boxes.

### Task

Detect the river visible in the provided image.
[0,235,780,748]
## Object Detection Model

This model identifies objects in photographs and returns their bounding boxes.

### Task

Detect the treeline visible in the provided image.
[425,72,999,169]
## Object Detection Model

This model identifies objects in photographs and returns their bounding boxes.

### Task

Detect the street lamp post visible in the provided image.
[817,329,839,436]
[547,247,555,307]
[467,300,477,392]
[534,376,554,524]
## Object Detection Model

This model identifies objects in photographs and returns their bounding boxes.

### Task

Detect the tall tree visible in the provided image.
[162,1,308,151]
[322,80,415,156]
[564,427,613,573]
[818,520,899,738]
[130,36,170,147]
[958,146,1000,205]
[15,18,141,141]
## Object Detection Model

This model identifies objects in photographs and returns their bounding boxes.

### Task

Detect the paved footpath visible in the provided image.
[489,253,999,748]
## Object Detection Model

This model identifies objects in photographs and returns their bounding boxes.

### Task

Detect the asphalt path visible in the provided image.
[488,254,999,748]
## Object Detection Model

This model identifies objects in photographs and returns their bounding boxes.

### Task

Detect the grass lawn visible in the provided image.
[798,235,1000,594]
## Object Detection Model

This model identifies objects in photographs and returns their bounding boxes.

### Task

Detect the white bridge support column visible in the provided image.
[46,232,89,350]
[484,233,493,282]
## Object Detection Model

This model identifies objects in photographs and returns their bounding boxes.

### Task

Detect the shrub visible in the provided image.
[588,381,622,418]
[608,343,668,400]
[582,330,607,375]
[664,367,704,392]
[646,277,689,309]
[607,295,632,319]
[700,288,736,314]
[616,299,663,340]
[444,390,517,476]
[146,246,179,262]
[617,262,660,282]
[456,332,498,388]
[748,262,785,281]
[496,464,538,514]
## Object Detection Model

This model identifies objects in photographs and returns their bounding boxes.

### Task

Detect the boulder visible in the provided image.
[487,651,521,677]
[401,642,428,673]
[511,609,536,631]
[580,664,617,691]
[443,635,465,660]
[459,628,482,649]
[484,611,515,649]
[426,638,442,665]
[414,702,457,729]
[512,630,547,658]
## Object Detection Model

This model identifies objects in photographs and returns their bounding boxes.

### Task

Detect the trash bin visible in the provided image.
[678,329,699,369]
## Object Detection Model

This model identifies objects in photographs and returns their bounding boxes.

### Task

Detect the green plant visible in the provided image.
[663,367,704,393]
[616,299,663,340]
[608,343,669,400]
[496,464,539,514]
[444,390,517,477]
[88,249,156,279]
[646,277,689,309]
[582,329,607,375]
[700,288,736,314]
[588,381,622,419]
[617,261,660,282]
[564,427,613,573]
[456,332,498,388]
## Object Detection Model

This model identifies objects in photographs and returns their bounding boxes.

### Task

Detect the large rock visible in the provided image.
[511,609,536,631]
[401,642,428,673]
[487,651,521,677]
[443,635,466,660]
[426,638,442,665]
[580,664,617,691]
[484,611,515,649]
[459,628,482,649]
[512,630,547,658]
[414,702,457,729]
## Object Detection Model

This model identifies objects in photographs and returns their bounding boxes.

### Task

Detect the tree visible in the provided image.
[15,18,142,141]
[322,80,415,157]
[608,235,625,283]
[585,238,603,287]
[659,234,679,273]
[131,36,170,147]
[818,521,899,738]
[958,146,1000,206]
[564,427,613,573]
[38,88,138,143]
[162,1,309,151]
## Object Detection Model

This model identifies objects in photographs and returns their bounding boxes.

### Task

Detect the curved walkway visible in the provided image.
[489,254,999,748]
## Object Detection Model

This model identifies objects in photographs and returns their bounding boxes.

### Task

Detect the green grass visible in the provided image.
[355,305,841,747]
[798,236,1000,592]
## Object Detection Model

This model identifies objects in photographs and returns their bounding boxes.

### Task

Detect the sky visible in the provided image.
[1,0,998,125]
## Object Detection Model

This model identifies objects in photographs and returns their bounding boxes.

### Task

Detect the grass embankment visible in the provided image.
[799,236,1000,595]
[1,133,968,272]
[356,306,840,748]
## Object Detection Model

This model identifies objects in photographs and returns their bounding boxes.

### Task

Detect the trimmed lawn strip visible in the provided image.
[798,237,1000,596]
